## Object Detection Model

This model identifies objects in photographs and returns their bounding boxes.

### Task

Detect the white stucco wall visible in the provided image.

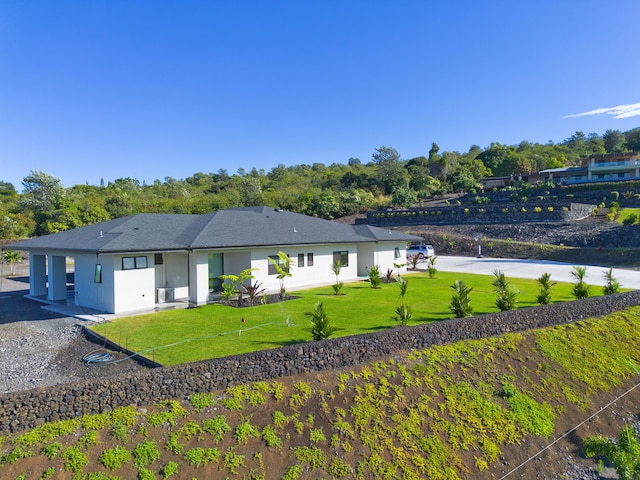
[74,253,116,313]
[246,244,359,294]
[191,251,209,305]
[113,254,155,313]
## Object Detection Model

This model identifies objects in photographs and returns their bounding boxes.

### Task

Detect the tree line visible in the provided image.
[1,127,638,239]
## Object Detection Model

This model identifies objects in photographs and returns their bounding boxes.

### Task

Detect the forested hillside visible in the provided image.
[1,127,639,239]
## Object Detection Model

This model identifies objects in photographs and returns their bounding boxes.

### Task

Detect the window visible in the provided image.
[154,253,163,265]
[307,253,314,266]
[394,247,401,259]
[94,264,102,283]
[298,253,305,267]
[268,255,290,275]
[122,256,148,270]
[333,250,349,267]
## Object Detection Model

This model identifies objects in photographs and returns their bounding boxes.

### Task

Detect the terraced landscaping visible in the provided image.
[3,307,640,479]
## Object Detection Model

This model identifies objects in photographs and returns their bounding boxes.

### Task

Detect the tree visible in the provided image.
[450,280,473,318]
[368,265,381,288]
[2,250,21,275]
[427,256,437,279]
[492,269,518,311]
[219,268,257,306]
[602,267,621,295]
[330,261,344,295]
[269,252,295,299]
[584,424,640,480]
[570,266,590,299]
[391,186,418,208]
[603,129,626,153]
[393,276,411,326]
[536,273,555,305]
[372,146,408,194]
[306,302,336,341]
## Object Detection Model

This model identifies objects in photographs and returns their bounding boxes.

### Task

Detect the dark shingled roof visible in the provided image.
[5,206,421,254]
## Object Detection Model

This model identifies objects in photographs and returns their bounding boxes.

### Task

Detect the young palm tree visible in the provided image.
[306,302,336,341]
[570,266,590,299]
[536,272,555,305]
[394,276,411,326]
[602,267,621,295]
[330,261,344,295]
[450,280,473,318]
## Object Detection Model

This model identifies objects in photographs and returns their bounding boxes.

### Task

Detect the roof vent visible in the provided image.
[99,231,103,238]
[294,227,297,233]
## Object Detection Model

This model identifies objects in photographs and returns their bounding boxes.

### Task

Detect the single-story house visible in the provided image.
[3,206,421,314]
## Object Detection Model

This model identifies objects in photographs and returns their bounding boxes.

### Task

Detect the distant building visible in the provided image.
[483,152,640,187]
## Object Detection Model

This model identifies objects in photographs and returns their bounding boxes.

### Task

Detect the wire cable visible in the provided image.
[499,378,640,479]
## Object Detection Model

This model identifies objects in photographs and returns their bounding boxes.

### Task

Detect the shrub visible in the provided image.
[584,424,640,480]
[132,439,160,468]
[536,273,555,305]
[99,445,131,470]
[306,301,336,341]
[427,256,437,279]
[368,265,381,288]
[570,266,590,299]
[450,280,473,318]
[492,270,518,311]
[160,461,179,479]
[602,267,621,295]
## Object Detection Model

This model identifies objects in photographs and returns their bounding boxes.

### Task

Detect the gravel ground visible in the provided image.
[0,267,141,394]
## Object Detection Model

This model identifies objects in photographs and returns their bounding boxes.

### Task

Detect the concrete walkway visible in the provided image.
[436,256,640,289]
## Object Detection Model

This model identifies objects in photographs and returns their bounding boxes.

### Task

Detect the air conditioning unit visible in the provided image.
[156,287,175,303]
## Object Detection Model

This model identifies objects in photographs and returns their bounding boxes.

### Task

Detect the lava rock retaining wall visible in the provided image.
[2,290,640,434]
[357,202,595,227]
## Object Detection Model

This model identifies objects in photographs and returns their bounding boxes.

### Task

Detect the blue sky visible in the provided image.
[1,1,639,190]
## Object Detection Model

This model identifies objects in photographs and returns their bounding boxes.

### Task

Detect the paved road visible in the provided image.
[436,256,640,289]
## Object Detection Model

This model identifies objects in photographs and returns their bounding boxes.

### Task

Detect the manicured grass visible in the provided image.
[616,207,640,224]
[90,271,601,365]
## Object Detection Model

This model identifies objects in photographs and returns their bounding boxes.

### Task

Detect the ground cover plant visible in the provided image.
[89,271,597,365]
[4,307,640,479]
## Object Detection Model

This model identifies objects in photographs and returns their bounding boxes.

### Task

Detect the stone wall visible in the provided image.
[2,290,640,434]
[358,202,596,227]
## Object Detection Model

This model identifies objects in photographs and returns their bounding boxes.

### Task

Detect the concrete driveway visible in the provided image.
[436,256,640,289]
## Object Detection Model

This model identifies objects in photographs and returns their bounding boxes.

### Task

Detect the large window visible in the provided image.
[333,250,349,267]
[122,256,148,270]
[268,255,290,275]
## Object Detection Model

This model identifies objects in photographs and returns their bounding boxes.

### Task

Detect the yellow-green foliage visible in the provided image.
[3,309,640,479]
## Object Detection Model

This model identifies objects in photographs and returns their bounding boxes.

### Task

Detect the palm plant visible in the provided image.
[269,252,295,299]
[602,267,621,295]
[219,268,256,306]
[393,276,411,325]
[536,272,555,305]
[449,280,473,318]
[584,424,640,480]
[492,269,518,311]
[368,265,381,289]
[2,250,21,276]
[330,261,344,295]
[306,302,336,341]
[426,256,437,279]
[570,266,590,299]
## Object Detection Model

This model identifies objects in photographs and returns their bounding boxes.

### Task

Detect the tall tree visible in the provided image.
[603,129,626,153]
[372,146,408,194]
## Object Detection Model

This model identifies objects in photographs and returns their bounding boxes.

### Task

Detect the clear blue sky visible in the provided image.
[1,0,639,190]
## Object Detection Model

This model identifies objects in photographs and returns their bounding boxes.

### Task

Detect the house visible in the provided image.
[3,206,421,314]
[540,152,640,185]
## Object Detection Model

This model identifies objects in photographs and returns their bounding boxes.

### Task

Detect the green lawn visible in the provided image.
[616,207,640,224]
[90,271,603,365]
